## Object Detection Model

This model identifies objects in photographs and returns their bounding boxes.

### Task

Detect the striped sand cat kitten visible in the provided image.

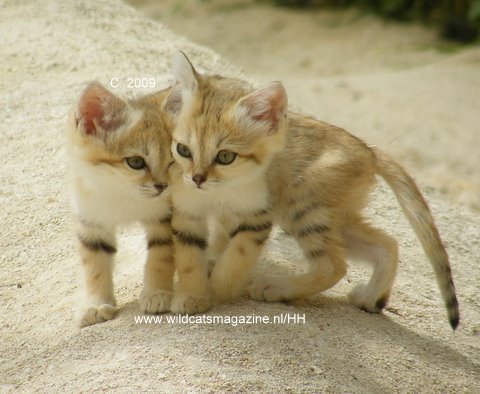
[167,52,459,329]
[68,82,176,327]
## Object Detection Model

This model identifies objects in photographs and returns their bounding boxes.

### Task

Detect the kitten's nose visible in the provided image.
[192,174,206,187]
[154,183,168,193]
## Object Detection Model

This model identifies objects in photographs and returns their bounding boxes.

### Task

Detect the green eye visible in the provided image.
[177,143,192,159]
[215,150,237,165]
[126,156,146,170]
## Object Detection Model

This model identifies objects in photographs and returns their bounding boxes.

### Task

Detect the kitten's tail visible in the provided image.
[372,147,459,330]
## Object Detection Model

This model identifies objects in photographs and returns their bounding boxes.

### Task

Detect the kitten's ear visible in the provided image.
[162,85,183,115]
[171,50,199,95]
[167,51,200,114]
[75,82,127,136]
[234,82,288,135]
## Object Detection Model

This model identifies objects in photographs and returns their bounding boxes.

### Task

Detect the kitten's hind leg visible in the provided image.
[76,220,117,327]
[249,227,347,302]
[139,215,174,314]
[344,216,398,313]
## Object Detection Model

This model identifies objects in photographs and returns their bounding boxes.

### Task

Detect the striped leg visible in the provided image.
[211,212,272,301]
[139,214,174,314]
[170,211,212,314]
[250,229,347,302]
[76,220,117,327]
[206,215,231,276]
[250,204,347,302]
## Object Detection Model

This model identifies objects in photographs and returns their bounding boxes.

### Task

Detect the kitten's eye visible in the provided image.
[176,143,192,159]
[215,150,237,165]
[126,156,146,170]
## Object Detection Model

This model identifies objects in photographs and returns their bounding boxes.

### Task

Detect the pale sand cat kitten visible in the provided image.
[68,82,176,327]
[167,52,459,329]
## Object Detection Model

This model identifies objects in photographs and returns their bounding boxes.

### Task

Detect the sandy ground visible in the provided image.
[1,0,479,392]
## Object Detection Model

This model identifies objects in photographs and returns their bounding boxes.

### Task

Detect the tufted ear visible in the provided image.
[167,51,201,116]
[233,81,288,135]
[171,50,199,96]
[75,82,127,136]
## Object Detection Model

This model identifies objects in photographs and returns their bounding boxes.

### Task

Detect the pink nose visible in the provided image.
[192,174,206,187]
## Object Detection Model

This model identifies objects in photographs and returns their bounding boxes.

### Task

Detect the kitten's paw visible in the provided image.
[139,289,172,314]
[170,292,212,315]
[348,283,389,313]
[249,279,291,302]
[77,304,116,327]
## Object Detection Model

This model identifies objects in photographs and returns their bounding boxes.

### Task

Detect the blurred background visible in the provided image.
[127,0,480,211]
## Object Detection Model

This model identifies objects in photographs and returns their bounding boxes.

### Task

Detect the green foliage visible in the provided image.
[470,0,480,22]
[271,0,480,42]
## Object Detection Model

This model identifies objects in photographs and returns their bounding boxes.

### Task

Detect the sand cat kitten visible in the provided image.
[68,82,176,327]
[167,52,459,329]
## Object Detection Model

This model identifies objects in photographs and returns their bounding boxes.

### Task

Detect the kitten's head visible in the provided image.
[68,82,175,199]
[167,51,288,191]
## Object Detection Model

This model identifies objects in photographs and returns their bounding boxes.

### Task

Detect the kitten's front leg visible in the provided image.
[170,211,212,314]
[76,220,117,327]
[139,214,174,314]
[211,213,272,301]
[206,214,231,275]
